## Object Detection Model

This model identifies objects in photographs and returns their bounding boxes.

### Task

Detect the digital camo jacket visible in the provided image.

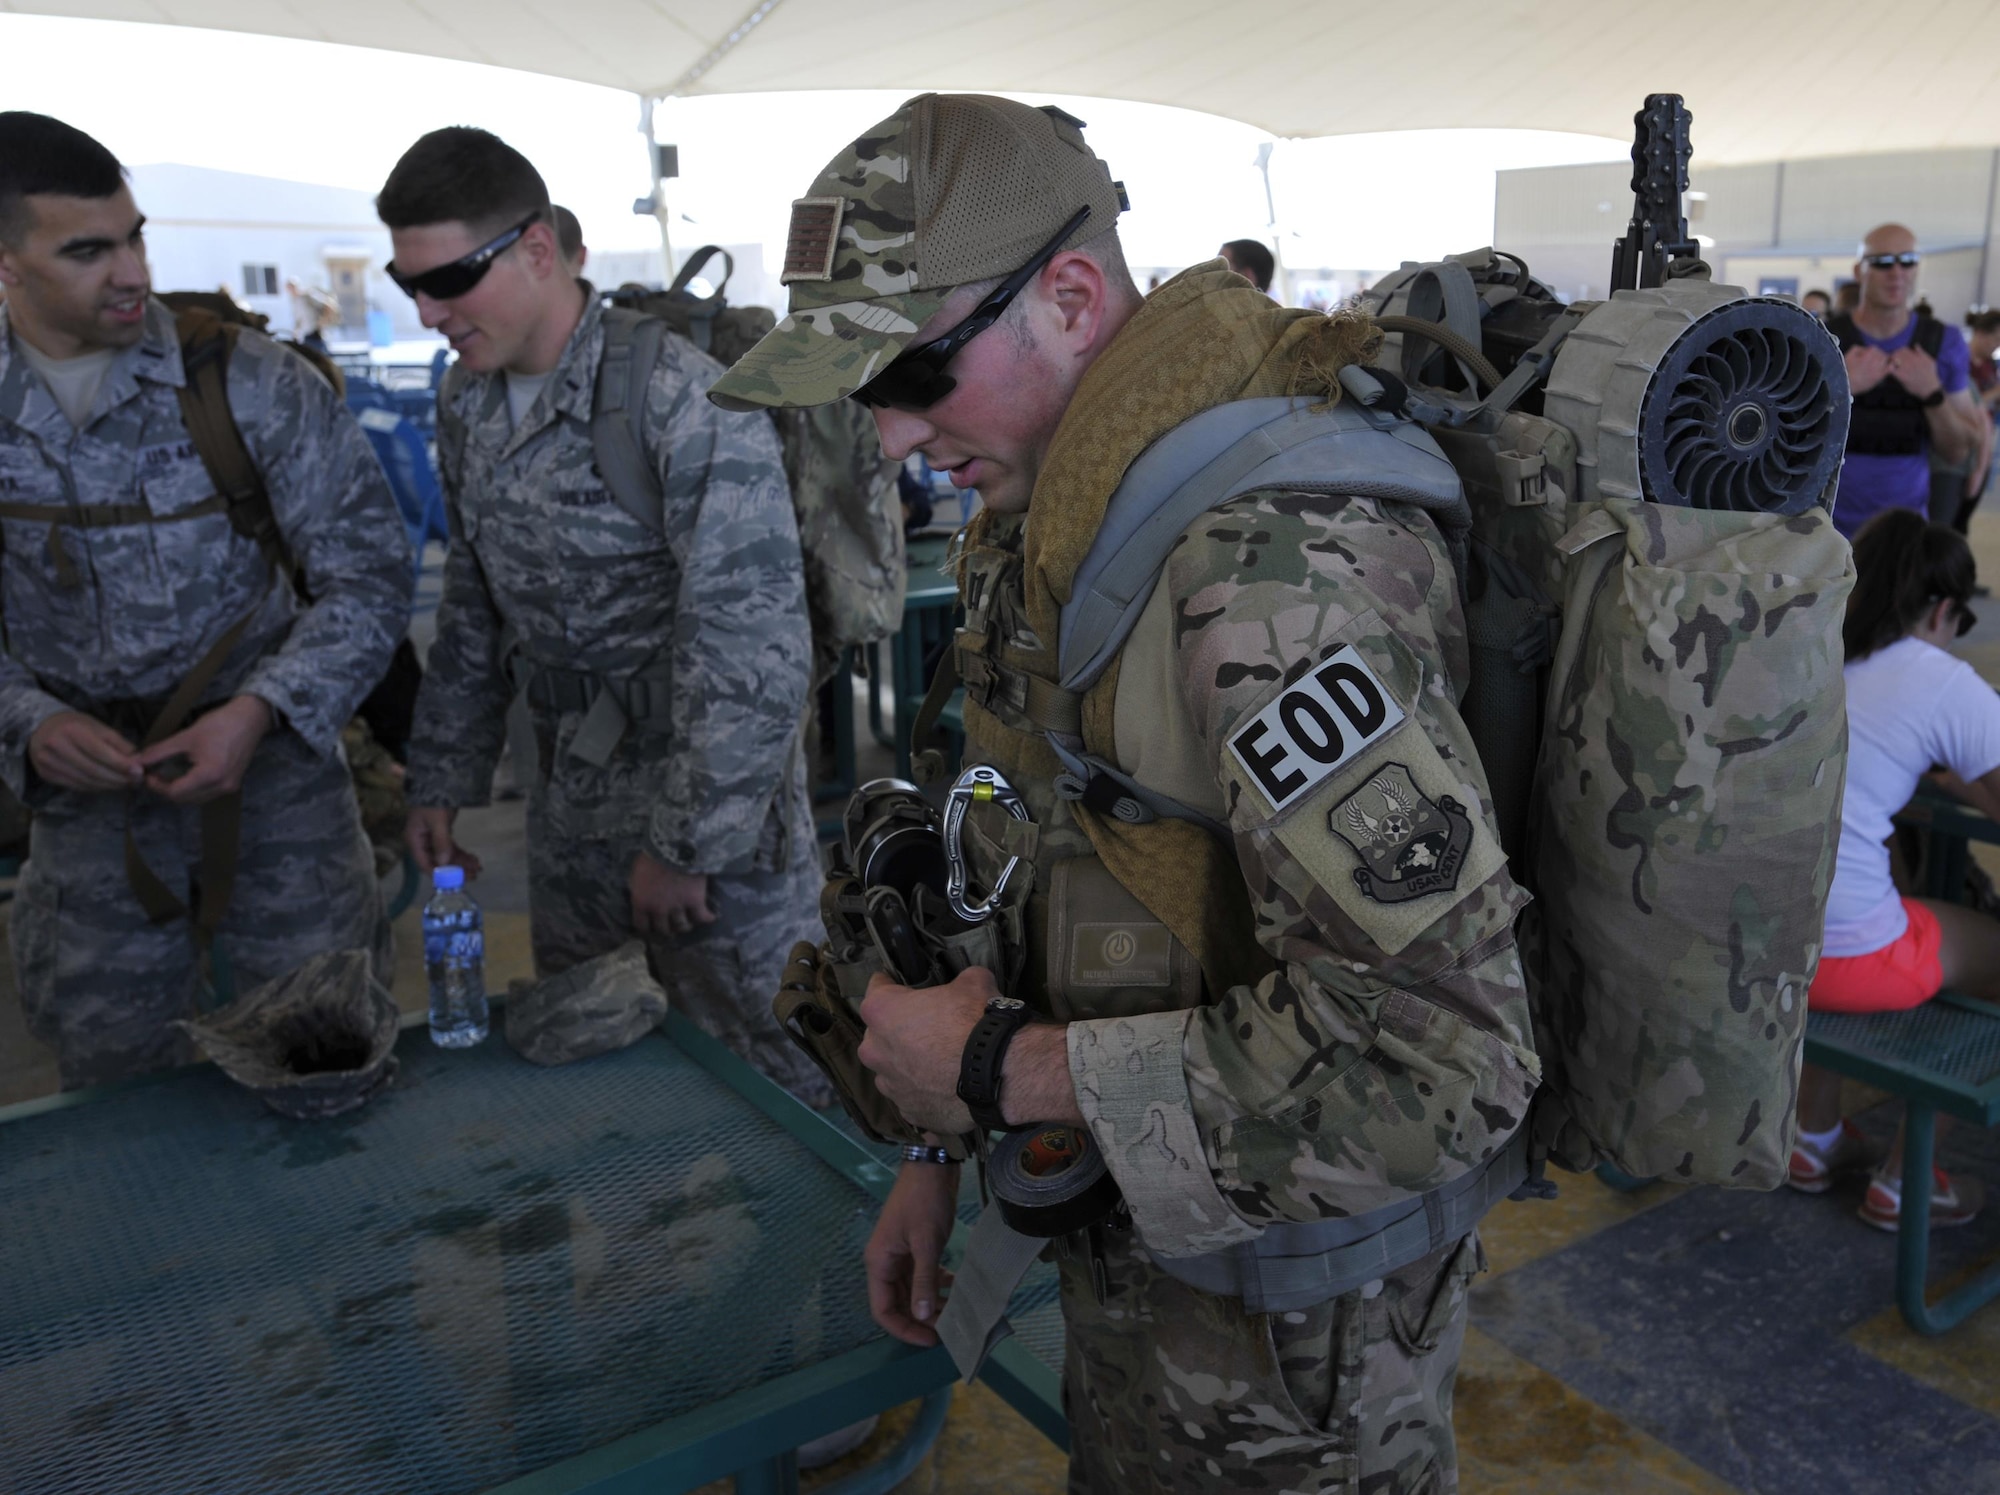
[0,297,412,797]
[405,293,811,875]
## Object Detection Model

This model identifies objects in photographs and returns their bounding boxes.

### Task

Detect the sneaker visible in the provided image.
[1858,1167,1985,1232]
[1788,1121,1881,1194]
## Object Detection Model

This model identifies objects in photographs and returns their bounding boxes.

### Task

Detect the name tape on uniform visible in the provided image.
[1226,645,1405,814]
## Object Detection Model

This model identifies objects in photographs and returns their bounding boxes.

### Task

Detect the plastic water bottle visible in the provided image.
[423,865,488,1048]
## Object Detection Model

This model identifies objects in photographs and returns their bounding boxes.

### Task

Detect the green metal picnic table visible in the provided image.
[0,1011,1064,1492]
[1804,788,2000,1334]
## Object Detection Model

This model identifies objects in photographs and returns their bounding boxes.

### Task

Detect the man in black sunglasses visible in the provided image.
[1828,222,1985,538]
[712,93,1525,1494]
[377,128,828,1105]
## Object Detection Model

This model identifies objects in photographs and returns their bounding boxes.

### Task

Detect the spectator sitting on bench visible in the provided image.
[1794,508,2000,1230]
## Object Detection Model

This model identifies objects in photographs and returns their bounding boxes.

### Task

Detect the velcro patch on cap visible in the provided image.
[780,196,845,284]
[1224,645,1404,816]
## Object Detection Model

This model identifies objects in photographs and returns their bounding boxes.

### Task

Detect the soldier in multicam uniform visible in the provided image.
[377,129,826,1100]
[714,95,1539,1491]
[0,114,409,1088]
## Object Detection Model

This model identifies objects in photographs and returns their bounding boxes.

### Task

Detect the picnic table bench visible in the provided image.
[1804,787,2000,1334]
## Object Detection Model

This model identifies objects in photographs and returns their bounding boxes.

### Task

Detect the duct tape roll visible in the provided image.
[989,1124,1121,1239]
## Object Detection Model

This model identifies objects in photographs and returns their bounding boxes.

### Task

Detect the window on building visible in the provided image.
[241,264,280,298]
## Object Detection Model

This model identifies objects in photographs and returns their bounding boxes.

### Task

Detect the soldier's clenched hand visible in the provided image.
[630,851,715,939]
[27,712,143,793]
[858,967,997,1134]
[135,695,272,804]
[406,805,482,879]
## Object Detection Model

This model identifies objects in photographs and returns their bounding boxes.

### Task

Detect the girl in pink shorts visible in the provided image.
[1796,509,2000,1229]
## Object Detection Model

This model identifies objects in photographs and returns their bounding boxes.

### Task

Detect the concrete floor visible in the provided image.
[10,514,2000,1491]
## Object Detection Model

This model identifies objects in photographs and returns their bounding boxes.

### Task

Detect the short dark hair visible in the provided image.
[551,205,583,265]
[1967,309,2000,336]
[1220,238,1275,292]
[1843,507,1978,661]
[375,127,550,236]
[0,112,125,245]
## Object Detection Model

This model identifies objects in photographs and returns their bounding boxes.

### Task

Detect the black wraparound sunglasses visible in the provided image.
[388,212,542,301]
[1862,252,1922,270]
[851,205,1093,412]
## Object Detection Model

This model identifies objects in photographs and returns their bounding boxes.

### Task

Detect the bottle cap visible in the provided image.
[433,865,466,891]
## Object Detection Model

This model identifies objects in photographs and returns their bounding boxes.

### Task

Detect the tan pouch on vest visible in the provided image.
[772,941,951,1150]
[1045,857,1204,1021]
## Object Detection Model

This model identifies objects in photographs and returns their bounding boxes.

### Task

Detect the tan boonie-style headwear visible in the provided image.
[709,93,1127,411]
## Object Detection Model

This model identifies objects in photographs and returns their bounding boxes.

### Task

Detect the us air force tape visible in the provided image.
[936,1126,1122,1382]
[990,1124,1120,1237]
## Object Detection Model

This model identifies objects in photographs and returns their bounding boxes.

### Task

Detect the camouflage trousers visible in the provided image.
[523,778,829,1109]
[1060,1227,1483,1494]
[12,731,392,1090]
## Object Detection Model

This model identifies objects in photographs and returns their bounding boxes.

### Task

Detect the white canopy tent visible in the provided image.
[8,0,2000,163]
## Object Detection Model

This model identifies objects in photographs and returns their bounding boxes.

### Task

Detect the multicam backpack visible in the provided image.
[1361,245,1855,1188]
[606,248,907,682]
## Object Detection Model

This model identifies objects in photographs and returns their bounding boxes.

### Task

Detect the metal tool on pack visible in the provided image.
[942,764,1031,921]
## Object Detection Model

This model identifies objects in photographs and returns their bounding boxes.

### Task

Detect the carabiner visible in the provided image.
[942,763,1030,922]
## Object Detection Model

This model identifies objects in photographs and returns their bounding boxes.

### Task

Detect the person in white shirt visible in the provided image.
[1793,508,2000,1229]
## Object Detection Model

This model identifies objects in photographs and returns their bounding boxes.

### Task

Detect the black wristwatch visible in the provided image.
[1925,387,1947,408]
[957,995,1033,1133]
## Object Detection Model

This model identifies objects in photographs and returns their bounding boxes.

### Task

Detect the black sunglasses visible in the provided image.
[851,205,1093,411]
[388,212,542,301]
[1862,252,1922,270]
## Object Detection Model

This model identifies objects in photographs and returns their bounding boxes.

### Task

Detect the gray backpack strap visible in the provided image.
[1043,735,1232,841]
[436,359,472,494]
[1398,260,1485,391]
[590,306,668,536]
[1150,1129,1528,1314]
[1058,397,1468,694]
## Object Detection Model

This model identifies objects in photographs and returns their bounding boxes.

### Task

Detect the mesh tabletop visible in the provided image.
[1808,1000,2000,1117]
[0,1027,885,1494]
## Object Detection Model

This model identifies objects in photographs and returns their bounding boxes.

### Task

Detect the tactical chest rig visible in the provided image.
[1825,312,1947,456]
[783,397,1533,1380]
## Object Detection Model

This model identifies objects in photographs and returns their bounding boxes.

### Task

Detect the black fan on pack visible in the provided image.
[1639,299,1850,516]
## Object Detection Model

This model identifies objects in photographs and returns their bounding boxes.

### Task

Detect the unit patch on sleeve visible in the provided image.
[1330,763,1472,904]
[1224,644,1404,816]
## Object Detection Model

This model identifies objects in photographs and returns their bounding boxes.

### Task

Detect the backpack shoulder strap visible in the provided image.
[590,306,668,536]
[436,358,473,491]
[1825,313,1860,351]
[172,307,292,579]
[1056,397,1468,693]
[1915,313,1948,358]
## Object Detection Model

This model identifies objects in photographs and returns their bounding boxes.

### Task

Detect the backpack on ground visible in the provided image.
[606,248,907,682]
[1357,236,1854,1190]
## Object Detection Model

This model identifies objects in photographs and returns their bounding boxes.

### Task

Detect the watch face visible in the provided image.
[988,997,1028,1013]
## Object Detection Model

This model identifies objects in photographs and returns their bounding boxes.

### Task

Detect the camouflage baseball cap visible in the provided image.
[709,93,1126,411]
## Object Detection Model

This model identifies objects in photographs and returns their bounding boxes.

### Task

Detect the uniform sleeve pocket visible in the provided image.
[1220,611,1516,958]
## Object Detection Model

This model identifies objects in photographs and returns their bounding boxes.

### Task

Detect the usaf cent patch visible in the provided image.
[1330,763,1472,904]
[1224,644,1404,815]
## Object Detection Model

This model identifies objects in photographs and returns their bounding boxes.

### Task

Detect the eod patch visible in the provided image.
[1220,626,1512,957]
[1224,644,1403,814]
